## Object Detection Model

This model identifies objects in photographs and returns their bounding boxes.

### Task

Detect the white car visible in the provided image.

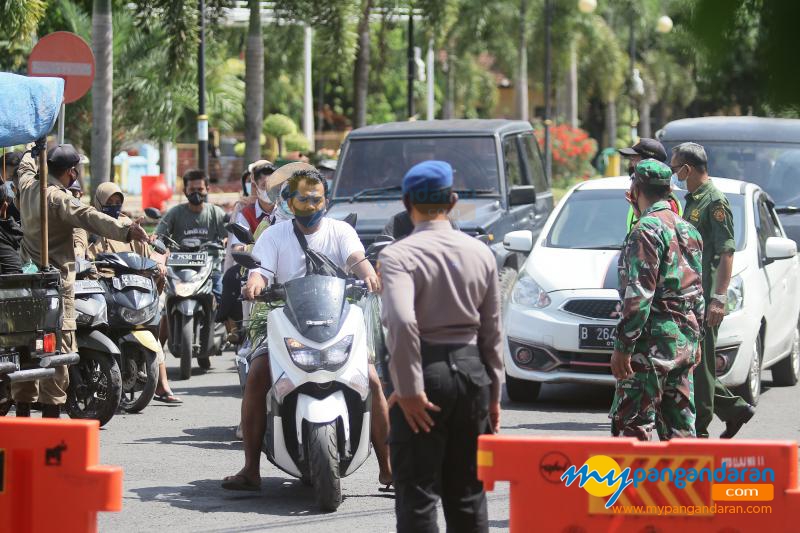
[502,176,800,405]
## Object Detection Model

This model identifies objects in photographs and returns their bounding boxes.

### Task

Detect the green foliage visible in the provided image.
[263,114,297,139]
[284,132,310,153]
[0,0,48,45]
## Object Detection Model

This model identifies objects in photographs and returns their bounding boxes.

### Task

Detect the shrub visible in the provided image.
[533,122,598,187]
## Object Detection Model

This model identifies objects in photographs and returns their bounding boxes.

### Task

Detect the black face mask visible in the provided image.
[186,191,207,206]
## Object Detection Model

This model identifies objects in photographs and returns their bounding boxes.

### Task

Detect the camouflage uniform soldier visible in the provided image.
[610,159,705,441]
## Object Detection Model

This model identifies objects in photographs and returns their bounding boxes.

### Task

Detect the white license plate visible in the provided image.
[115,274,152,290]
[74,279,104,293]
[168,252,207,267]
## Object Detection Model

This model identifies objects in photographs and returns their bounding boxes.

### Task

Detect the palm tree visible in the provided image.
[352,0,373,129]
[244,0,264,164]
[91,0,113,191]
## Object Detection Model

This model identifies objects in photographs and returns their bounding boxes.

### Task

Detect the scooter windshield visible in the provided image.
[100,251,158,272]
[282,275,347,343]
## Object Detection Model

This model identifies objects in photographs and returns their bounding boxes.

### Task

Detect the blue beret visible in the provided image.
[402,160,453,195]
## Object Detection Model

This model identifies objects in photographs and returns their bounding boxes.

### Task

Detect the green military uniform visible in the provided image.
[684,180,751,438]
[12,151,132,406]
[611,160,706,441]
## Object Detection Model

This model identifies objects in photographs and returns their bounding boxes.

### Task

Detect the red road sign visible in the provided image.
[28,31,95,104]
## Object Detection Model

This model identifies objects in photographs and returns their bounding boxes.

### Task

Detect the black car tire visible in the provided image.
[735,335,762,406]
[772,323,800,387]
[505,373,541,402]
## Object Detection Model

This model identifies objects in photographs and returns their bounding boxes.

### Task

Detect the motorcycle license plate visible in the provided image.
[578,325,617,350]
[74,279,104,294]
[114,274,152,290]
[168,252,207,267]
[0,353,20,372]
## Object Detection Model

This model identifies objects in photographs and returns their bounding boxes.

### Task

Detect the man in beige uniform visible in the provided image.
[379,160,503,533]
[12,144,148,418]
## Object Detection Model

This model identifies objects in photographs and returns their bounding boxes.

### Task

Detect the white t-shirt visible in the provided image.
[250,217,364,284]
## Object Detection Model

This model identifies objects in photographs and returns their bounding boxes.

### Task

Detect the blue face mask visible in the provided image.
[670,173,684,190]
[294,209,325,228]
[101,204,122,219]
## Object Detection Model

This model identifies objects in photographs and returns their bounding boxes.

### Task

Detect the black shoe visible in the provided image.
[720,405,756,439]
[41,404,61,419]
[15,402,31,417]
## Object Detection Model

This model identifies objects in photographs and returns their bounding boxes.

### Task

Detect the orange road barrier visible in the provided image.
[478,435,800,532]
[0,418,122,533]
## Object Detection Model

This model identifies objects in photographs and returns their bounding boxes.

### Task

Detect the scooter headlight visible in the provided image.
[285,335,354,372]
[119,302,158,325]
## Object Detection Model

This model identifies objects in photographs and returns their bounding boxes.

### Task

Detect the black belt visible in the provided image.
[420,341,479,366]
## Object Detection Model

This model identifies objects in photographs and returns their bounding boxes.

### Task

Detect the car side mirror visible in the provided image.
[503,230,534,253]
[765,236,797,261]
[508,185,536,206]
[232,251,261,270]
[225,222,255,245]
[144,207,161,220]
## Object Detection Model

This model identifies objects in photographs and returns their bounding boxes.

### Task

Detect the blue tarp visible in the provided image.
[0,73,64,147]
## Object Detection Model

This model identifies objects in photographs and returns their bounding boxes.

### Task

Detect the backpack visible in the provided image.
[291,220,347,279]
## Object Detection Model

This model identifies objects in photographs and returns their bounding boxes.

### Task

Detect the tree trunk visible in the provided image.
[352,0,372,129]
[567,41,578,128]
[90,0,112,193]
[244,0,264,165]
[605,99,617,148]
[514,0,529,121]
[639,97,652,138]
[443,48,455,119]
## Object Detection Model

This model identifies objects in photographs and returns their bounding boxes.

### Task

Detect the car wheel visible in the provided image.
[771,323,800,387]
[505,373,541,402]
[735,335,762,406]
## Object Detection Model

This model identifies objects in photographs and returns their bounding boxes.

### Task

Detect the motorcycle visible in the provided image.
[83,250,164,413]
[163,236,226,380]
[68,273,122,426]
[233,251,372,512]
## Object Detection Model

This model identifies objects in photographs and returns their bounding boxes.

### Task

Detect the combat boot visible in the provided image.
[15,402,31,417]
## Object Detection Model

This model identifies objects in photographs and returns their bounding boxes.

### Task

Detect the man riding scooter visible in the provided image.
[222,165,393,491]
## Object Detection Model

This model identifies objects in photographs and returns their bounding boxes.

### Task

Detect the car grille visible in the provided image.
[562,299,621,320]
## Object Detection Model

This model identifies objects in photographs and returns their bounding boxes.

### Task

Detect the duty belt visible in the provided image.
[420,341,480,366]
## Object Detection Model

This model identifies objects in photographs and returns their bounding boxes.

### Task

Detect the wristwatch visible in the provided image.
[712,293,728,305]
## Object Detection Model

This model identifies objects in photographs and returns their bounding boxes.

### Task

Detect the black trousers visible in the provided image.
[216,266,244,323]
[390,343,492,533]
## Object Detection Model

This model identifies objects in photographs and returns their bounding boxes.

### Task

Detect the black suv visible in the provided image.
[327,119,553,282]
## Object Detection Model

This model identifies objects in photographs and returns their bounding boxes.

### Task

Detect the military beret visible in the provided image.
[47,144,81,172]
[633,159,672,186]
[402,160,453,196]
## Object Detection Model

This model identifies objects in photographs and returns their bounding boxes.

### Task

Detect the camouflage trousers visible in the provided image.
[610,327,698,441]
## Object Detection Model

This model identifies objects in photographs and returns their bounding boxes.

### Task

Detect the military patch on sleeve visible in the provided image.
[713,207,725,222]
[690,209,700,222]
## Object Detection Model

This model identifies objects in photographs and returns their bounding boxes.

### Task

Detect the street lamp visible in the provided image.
[578,0,597,14]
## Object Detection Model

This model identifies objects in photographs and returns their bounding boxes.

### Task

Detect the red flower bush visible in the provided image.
[534,122,598,185]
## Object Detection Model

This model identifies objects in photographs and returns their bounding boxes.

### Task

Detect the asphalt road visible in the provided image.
[96,351,800,533]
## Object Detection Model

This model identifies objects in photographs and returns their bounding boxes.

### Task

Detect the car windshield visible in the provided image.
[546,187,746,251]
[662,141,800,207]
[333,136,500,199]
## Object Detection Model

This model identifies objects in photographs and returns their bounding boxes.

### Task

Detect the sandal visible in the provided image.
[153,393,183,404]
[221,473,261,491]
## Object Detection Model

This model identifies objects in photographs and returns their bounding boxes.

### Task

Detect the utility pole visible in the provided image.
[407,11,415,119]
[197,0,208,173]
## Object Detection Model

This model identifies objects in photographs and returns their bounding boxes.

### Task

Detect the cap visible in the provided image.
[633,159,672,186]
[619,138,667,163]
[47,144,81,172]
[402,160,453,196]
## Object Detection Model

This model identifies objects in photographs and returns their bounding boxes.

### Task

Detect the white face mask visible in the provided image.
[670,173,684,190]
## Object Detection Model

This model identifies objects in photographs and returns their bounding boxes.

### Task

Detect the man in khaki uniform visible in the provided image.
[12,144,148,418]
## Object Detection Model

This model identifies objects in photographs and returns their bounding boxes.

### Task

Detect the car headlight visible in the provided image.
[285,335,354,371]
[726,274,744,314]
[511,272,551,308]
[119,303,158,325]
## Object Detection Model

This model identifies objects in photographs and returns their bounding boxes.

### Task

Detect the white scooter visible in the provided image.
[233,251,372,512]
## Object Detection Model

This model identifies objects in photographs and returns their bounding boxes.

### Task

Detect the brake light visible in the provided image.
[43,333,56,353]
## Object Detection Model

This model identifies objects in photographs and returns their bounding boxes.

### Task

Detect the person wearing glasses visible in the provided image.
[222,164,393,491]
